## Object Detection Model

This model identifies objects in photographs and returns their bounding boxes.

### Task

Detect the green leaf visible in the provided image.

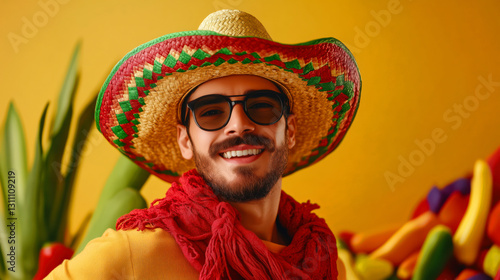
[0,102,28,279]
[1,102,28,208]
[43,109,72,240]
[42,42,81,241]
[19,103,50,277]
[75,187,147,254]
[54,96,97,242]
[51,41,81,138]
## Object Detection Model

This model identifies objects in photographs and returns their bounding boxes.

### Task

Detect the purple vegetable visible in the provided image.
[427,186,445,213]
[443,178,471,196]
[467,273,493,280]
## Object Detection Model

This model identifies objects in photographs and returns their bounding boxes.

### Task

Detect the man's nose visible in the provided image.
[223,103,255,135]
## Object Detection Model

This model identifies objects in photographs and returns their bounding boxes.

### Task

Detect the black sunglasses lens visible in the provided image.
[246,92,283,125]
[192,95,230,130]
[189,92,285,131]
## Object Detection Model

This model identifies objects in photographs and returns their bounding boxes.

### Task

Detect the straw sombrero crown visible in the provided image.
[96,9,361,183]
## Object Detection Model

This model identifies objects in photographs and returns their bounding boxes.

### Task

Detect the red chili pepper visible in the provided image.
[33,242,74,280]
[337,230,355,249]
[487,146,500,205]
[410,197,430,219]
[438,191,469,233]
[489,201,500,247]
[456,268,480,280]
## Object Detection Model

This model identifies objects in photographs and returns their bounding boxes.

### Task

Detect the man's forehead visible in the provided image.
[186,75,280,101]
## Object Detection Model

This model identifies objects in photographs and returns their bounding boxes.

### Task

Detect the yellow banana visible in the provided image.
[337,248,361,280]
[453,159,493,265]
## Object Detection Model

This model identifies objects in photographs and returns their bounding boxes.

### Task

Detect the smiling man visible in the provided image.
[47,9,360,280]
[178,75,293,203]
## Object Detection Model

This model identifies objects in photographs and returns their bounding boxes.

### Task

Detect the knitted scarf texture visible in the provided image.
[116,169,338,279]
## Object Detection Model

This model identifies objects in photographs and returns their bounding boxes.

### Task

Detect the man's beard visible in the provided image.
[192,133,288,203]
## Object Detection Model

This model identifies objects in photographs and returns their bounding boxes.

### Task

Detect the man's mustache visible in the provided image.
[209,134,275,156]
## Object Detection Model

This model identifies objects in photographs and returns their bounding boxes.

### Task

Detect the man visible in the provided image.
[47,9,360,279]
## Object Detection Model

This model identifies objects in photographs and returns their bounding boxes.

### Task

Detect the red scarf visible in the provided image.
[117,170,338,279]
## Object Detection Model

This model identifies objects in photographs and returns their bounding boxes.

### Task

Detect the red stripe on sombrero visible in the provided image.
[301,65,332,81]
[120,125,136,137]
[313,96,359,165]
[333,94,349,109]
[327,85,344,99]
[316,128,349,164]
[295,146,320,168]
[100,99,115,141]
[124,111,136,121]
[318,138,328,148]
[129,99,142,110]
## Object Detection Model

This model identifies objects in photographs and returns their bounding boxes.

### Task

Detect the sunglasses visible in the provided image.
[183,90,289,131]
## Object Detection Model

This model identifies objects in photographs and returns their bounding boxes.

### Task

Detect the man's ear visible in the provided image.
[286,114,296,149]
[177,124,193,160]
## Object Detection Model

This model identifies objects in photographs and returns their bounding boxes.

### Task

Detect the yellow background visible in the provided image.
[1,0,499,238]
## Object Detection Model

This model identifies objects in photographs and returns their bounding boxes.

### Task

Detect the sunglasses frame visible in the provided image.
[183,90,288,131]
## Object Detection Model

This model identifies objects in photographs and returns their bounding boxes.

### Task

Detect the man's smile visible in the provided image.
[221,149,264,159]
[209,135,274,157]
[218,144,265,163]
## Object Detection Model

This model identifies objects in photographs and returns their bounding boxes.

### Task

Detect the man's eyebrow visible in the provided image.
[190,89,280,98]
[243,89,282,95]
[191,89,281,98]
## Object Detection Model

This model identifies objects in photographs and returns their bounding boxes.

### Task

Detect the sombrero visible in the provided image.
[95,9,361,183]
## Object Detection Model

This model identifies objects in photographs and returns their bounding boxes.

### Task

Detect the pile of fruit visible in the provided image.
[338,147,500,280]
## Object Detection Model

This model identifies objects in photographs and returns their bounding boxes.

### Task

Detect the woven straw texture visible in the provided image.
[96,10,361,182]
[198,9,272,40]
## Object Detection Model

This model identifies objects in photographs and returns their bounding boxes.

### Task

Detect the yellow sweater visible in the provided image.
[45,229,199,279]
[46,228,346,279]
[45,228,289,279]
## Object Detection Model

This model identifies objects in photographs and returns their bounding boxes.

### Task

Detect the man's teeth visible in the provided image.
[222,149,262,159]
